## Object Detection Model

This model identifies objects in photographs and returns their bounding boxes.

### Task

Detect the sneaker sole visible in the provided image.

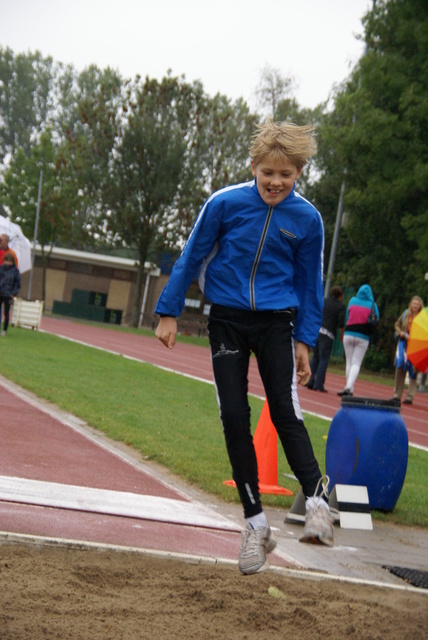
[239,559,271,575]
[299,534,333,547]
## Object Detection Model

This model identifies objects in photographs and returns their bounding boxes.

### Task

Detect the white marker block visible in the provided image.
[284,488,341,525]
[329,484,373,530]
[284,485,372,530]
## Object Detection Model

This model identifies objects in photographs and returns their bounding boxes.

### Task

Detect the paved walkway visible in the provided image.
[1,317,427,592]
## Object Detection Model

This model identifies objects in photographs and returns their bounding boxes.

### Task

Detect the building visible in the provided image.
[20,246,163,327]
[19,245,208,333]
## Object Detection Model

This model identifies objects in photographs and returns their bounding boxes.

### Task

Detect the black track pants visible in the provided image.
[0,296,11,332]
[208,304,322,518]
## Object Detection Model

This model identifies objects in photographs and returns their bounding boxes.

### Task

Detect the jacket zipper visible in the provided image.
[250,206,273,310]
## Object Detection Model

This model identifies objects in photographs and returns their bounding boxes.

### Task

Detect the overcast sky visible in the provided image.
[0,0,371,110]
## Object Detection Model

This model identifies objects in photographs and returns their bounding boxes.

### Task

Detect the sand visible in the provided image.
[1,542,427,640]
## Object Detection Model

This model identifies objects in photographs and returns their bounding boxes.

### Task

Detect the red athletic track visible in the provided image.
[1,376,255,560]
[41,316,427,450]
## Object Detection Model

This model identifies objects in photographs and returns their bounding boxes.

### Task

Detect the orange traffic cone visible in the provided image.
[223,400,293,496]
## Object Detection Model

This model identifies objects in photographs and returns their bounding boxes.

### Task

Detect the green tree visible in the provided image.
[173,91,258,231]
[255,65,322,196]
[0,50,123,253]
[199,94,257,193]
[1,129,79,300]
[60,65,123,251]
[0,47,68,166]
[310,0,428,359]
[103,74,206,326]
[276,98,325,196]
[255,65,295,120]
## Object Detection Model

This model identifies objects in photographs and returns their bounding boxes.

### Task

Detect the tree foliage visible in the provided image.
[103,74,205,324]
[61,65,124,250]
[0,47,72,166]
[255,64,295,119]
[1,2,426,351]
[0,51,263,321]
[310,0,428,358]
[0,128,80,299]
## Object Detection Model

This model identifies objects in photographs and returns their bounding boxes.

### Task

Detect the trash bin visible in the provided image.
[325,397,408,511]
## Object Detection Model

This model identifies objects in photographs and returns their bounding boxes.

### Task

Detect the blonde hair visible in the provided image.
[249,120,317,169]
[409,296,424,312]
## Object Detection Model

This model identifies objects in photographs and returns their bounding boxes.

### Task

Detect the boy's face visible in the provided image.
[251,156,302,207]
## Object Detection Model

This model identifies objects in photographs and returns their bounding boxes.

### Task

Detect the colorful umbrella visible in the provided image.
[0,215,32,273]
[407,307,428,374]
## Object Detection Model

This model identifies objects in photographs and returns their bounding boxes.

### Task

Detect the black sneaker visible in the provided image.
[337,388,352,397]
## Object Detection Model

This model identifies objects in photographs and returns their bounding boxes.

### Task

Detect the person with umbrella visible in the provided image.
[392,295,424,405]
[0,234,18,268]
[0,216,32,273]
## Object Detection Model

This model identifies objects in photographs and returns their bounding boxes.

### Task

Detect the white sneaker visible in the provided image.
[299,476,335,547]
[1,331,6,337]
[238,525,277,574]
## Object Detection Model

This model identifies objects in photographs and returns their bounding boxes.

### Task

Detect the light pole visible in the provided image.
[324,177,346,297]
[27,170,42,300]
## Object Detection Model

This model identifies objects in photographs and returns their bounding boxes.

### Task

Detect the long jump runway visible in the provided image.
[0,375,294,569]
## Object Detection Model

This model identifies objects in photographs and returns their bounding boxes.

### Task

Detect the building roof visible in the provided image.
[34,245,160,276]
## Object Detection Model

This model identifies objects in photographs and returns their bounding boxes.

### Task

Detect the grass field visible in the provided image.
[2,324,427,528]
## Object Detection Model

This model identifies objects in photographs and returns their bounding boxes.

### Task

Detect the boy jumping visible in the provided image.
[155,120,334,574]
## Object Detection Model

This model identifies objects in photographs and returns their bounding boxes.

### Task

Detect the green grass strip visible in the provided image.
[1,326,427,527]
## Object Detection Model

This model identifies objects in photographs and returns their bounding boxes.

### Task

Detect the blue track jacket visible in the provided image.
[155,179,324,347]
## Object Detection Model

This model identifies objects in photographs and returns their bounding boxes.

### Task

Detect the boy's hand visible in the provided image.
[155,316,177,349]
[294,341,311,385]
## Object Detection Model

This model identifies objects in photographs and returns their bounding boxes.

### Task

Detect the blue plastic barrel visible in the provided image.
[325,397,408,511]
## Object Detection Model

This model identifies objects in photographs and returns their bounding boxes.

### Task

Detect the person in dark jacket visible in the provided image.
[155,120,335,575]
[0,252,21,336]
[308,286,345,392]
